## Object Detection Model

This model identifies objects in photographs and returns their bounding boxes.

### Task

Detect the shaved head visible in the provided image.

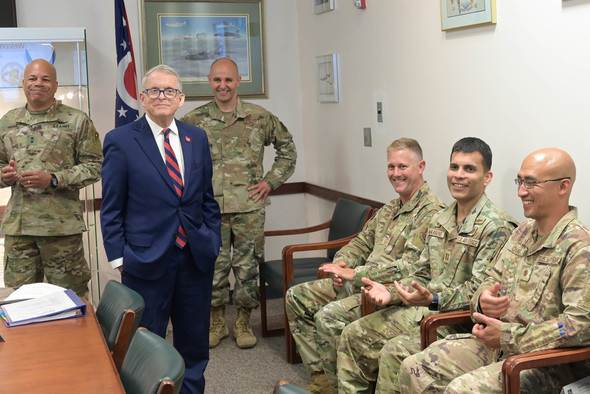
[522,148,576,188]
[518,148,576,234]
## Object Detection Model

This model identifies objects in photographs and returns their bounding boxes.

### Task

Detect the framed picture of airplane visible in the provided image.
[140,0,266,99]
[315,54,339,103]
[441,0,496,31]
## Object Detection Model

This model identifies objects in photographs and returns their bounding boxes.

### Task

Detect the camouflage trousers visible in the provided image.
[3,233,90,299]
[399,334,589,393]
[211,209,265,309]
[338,305,426,393]
[285,278,360,390]
[376,323,469,393]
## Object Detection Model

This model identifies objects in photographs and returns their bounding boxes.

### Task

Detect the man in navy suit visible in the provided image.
[101,64,221,394]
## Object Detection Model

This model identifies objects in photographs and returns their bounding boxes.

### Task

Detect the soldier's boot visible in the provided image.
[209,305,229,348]
[234,307,257,349]
[306,372,332,394]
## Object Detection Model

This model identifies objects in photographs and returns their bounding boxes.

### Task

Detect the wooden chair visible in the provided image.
[420,311,590,394]
[96,280,145,372]
[259,198,374,363]
[120,327,185,394]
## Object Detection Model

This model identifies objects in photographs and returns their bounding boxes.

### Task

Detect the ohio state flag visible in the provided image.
[115,0,139,127]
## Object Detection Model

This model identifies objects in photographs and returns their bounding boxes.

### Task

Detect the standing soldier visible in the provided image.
[0,59,102,298]
[181,57,297,349]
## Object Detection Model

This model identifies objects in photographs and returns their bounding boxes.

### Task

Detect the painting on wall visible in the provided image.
[441,0,496,31]
[315,54,339,103]
[314,0,335,14]
[140,0,266,99]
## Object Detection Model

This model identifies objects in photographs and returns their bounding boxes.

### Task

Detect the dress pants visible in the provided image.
[122,245,214,394]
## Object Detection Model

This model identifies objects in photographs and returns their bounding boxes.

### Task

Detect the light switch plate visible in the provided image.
[363,127,372,147]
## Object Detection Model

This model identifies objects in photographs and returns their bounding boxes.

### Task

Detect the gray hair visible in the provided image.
[142,64,182,91]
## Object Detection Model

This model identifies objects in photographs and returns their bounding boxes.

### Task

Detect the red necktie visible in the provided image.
[163,128,187,248]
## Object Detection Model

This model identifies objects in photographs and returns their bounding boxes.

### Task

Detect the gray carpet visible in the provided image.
[168,298,309,393]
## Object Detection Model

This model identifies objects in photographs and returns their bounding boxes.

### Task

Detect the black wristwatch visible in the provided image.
[50,174,58,189]
[428,293,439,311]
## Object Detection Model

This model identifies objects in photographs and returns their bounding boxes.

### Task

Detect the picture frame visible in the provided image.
[140,0,266,99]
[314,0,335,15]
[440,0,496,31]
[315,54,339,103]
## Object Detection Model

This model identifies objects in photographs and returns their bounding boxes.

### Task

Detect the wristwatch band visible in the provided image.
[428,293,439,311]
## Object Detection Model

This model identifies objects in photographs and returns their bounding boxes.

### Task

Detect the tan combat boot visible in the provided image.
[306,372,332,394]
[209,305,229,348]
[234,307,257,349]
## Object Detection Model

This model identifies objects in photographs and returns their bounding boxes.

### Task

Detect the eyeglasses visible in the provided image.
[514,177,571,189]
[143,88,181,99]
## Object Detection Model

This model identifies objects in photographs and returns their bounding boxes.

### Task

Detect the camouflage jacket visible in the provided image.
[180,99,297,213]
[333,182,444,290]
[0,100,103,236]
[389,193,518,315]
[472,207,590,355]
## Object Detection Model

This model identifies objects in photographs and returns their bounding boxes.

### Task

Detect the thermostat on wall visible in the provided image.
[353,0,366,9]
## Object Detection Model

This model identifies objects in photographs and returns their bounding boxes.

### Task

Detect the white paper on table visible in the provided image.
[3,283,66,302]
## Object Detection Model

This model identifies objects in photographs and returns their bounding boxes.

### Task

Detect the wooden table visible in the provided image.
[0,297,124,393]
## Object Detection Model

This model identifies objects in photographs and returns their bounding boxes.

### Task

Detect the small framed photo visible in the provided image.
[315,54,339,103]
[314,0,335,15]
[441,0,497,31]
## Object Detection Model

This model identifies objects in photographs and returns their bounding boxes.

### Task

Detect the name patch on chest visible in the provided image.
[427,228,445,238]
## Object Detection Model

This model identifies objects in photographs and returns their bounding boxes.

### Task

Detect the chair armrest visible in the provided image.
[317,264,330,280]
[111,309,136,372]
[281,234,358,286]
[420,310,472,350]
[265,220,332,237]
[502,347,590,394]
[360,282,394,316]
[361,291,377,316]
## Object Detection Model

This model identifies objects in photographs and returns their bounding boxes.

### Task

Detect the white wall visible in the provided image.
[13,0,590,260]
[295,0,590,224]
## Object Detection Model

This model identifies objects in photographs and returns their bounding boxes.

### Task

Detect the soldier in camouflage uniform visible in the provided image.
[180,58,296,349]
[285,138,445,393]
[336,137,517,393]
[0,59,102,298]
[399,148,590,393]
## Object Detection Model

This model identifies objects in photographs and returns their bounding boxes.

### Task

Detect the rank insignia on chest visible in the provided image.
[27,135,36,145]
[520,267,533,281]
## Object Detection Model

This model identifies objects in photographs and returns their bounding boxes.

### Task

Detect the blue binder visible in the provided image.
[0,289,86,327]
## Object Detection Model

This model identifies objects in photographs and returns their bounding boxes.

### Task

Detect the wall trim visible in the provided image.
[90,182,384,211]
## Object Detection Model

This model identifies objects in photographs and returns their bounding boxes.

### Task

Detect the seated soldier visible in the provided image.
[399,148,590,393]
[285,138,445,393]
[337,137,517,393]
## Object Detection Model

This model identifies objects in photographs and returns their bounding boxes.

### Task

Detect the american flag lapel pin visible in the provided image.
[185,136,191,142]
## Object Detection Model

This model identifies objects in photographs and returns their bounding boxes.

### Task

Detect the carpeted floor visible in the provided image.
[167,298,309,394]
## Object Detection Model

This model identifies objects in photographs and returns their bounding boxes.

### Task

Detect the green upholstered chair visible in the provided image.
[120,327,185,394]
[96,280,145,372]
[260,198,374,363]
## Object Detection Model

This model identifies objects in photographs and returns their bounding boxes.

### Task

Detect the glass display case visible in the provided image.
[0,27,100,303]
